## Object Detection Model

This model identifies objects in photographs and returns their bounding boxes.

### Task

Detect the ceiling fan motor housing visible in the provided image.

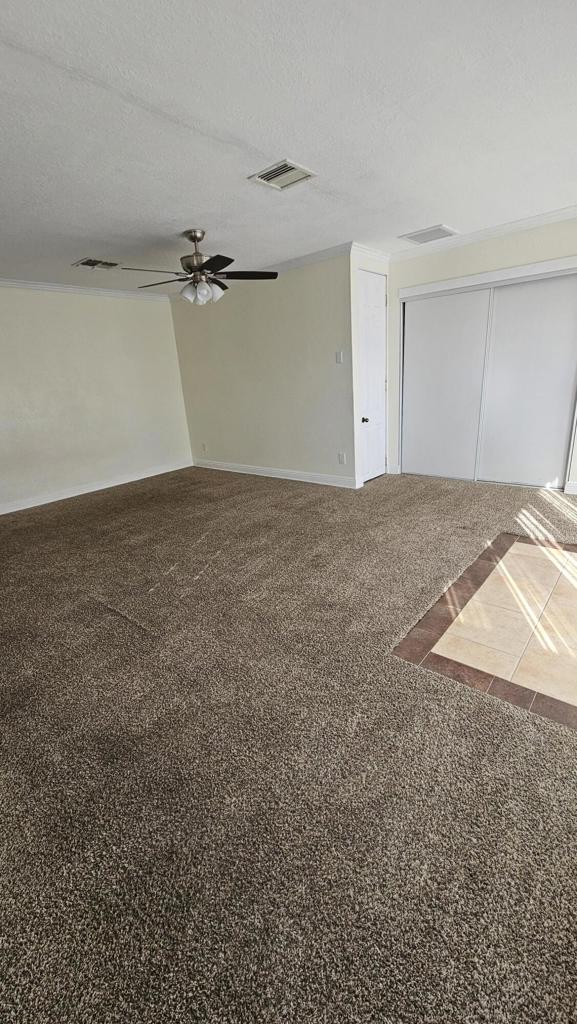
[180,229,209,277]
[180,252,208,275]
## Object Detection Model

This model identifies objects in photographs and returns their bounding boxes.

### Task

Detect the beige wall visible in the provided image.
[388,217,577,476]
[172,254,356,485]
[6,219,577,515]
[0,287,191,513]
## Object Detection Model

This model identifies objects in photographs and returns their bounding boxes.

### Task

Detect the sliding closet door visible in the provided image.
[402,289,490,479]
[478,275,577,487]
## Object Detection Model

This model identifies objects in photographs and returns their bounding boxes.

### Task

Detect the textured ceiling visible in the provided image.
[1,0,577,292]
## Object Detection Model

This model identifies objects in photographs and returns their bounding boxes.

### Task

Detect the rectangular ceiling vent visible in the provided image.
[72,257,119,269]
[248,159,315,191]
[399,224,458,245]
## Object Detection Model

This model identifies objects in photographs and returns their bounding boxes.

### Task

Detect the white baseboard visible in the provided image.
[564,482,577,495]
[0,458,194,516]
[194,458,360,489]
[387,464,401,475]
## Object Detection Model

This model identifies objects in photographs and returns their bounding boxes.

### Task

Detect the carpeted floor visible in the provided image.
[1,468,577,1023]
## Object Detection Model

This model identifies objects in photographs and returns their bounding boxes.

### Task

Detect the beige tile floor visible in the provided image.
[433,541,577,704]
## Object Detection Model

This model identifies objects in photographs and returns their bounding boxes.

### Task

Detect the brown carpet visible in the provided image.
[1,468,577,1023]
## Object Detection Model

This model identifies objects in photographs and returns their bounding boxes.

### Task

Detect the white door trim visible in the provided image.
[350,246,388,486]
[399,255,577,302]
[355,268,388,483]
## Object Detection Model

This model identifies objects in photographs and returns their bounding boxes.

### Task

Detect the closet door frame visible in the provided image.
[398,255,577,490]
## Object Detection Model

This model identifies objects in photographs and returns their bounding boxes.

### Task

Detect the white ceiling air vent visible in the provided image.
[399,224,458,245]
[248,159,315,191]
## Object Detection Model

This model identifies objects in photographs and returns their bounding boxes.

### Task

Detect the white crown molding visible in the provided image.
[350,242,391,262]
[268,243,353,274]
[269,242,391,275]
[0,277,170,300]
[389,204,577,264]
[0,458,194,516]
[194,458,360,489]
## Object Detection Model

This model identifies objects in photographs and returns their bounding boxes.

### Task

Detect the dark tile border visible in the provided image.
[392,626,439,665]
[422,651,493,692]
[488,676,535,710]
[392,532,577,733]
[531,693,577,730]
[477,531,519,562]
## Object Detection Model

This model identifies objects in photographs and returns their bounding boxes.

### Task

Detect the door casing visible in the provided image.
[398,257,577,490]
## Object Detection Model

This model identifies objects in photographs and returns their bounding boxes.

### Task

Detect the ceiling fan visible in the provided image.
[121,229,278,304]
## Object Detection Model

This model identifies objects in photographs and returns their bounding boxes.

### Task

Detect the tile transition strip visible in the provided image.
[392,532,577,732]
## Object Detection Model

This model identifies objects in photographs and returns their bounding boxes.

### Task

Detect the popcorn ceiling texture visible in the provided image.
[1,468,577,1023]
[3,1,577,288]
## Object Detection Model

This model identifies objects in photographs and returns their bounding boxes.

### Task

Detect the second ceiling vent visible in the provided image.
[72,257,119,269]
[248,159,315,191]
[399,224,458,244]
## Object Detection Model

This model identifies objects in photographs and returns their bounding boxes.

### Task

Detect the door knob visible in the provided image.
[362,416,369,423]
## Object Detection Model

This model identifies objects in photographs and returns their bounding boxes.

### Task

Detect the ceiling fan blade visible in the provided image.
[138,278,187,289]
[122,266,184,274]
[200,254,235,273]
[209,278,229,291]
[214,271,278,280]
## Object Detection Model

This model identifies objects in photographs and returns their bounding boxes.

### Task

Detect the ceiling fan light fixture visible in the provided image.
[180,282,197,303]
[121,230,278,300]
[181,279,226,304]
[195,280,213,304]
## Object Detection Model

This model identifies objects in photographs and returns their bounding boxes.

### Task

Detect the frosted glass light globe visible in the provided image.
[211,283,225,302]
[195,280,213,304]
[180,282,197,303]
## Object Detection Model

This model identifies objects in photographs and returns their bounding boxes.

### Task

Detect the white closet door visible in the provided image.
[402,289,490,479]
[478,275,577,488]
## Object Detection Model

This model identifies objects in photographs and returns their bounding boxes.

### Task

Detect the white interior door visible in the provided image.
[478,275,577,487]
[357,269,387,481]
[402,289,491,479]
